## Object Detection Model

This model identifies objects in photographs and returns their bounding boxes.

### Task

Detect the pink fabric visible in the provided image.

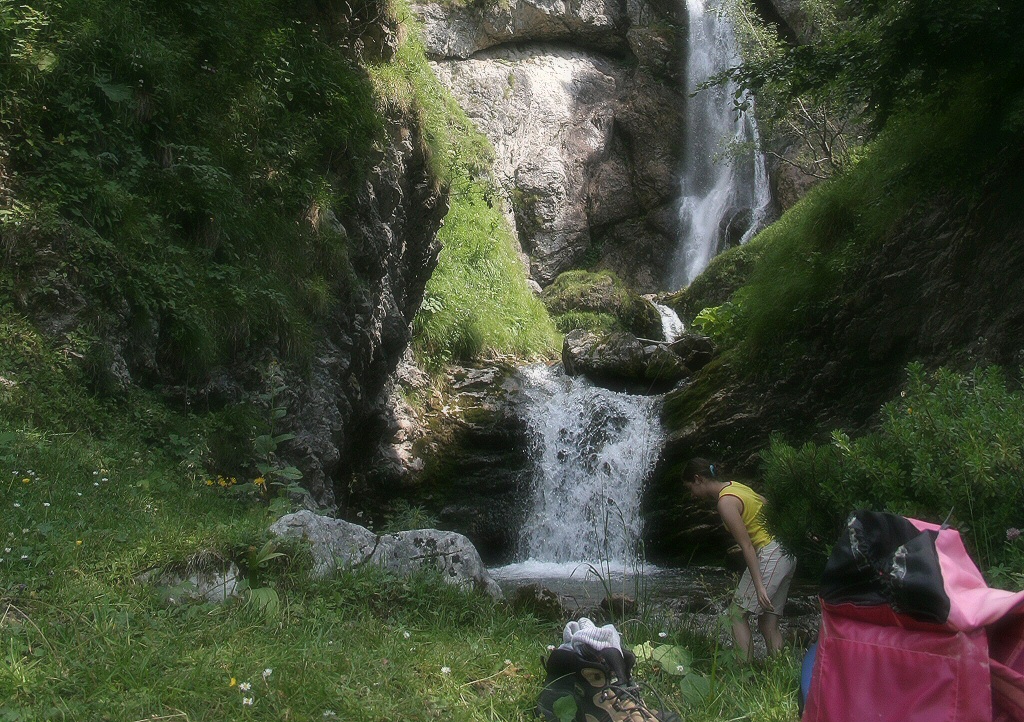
[908,519,1024,631]
[804,518,1024,722]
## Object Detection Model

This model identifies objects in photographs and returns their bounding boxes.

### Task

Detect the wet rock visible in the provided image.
[562,329,691,388]
[508,583,573,621]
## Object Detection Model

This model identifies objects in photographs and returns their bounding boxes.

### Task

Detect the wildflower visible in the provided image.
[43,502,50,507]
[206,480,214,486]
[239,682,252,692]
[441,666,451,675]
[254,477,266,488]
[94,482,99,487]
[504,659,513,666]
[262,668,272,680]
[76,540,83,546]
[4,548,10,553]
[658,631,668,639]
[323,712,337,718]
[77,492,82,496]
[1008,528,1022,542]
[22,478,29,484]
[242,697,254,706]
[13,503,20,508]
[22,529,28,534]
[93,471,99,476]
[230,677,237,687]
[403,631,411,639]
[21,555,28,560]
[546,645,556,651]
[101,477,108,482]
[676,665,685,673]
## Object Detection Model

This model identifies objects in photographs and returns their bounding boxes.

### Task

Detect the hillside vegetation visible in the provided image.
[659,0,1024,577]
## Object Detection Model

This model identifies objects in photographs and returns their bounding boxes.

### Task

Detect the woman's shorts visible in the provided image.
[735,540,797,616]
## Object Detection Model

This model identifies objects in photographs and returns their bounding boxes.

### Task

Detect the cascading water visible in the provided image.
[507,364,664,570]
[669,0,772,289]
[653,302,686,342]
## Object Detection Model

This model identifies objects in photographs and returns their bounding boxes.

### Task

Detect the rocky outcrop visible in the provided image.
[361,361,533,563]
[270,510,503,598]
[412,0,685,291]
[562,328,714,390]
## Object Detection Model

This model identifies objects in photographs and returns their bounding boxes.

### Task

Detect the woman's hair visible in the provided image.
[682,457,717,482]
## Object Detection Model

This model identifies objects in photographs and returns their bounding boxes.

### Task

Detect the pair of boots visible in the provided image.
[536,644,681,722]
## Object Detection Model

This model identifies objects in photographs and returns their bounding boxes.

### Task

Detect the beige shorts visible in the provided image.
[735,540,796,616]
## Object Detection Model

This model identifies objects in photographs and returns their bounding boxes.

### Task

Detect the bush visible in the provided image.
[761,363,1024,577]
[542,270,661,339]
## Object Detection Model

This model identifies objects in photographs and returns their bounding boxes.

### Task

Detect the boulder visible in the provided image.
[269,510,503,599]
[668,333,716,372]
[562,329,690,387]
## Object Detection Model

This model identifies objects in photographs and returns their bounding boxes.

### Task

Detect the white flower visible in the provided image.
[43,502,50,507]
[242,697,254,706]
[239,681,252,691]
[93,471,99,475]
[546,645,556,651]
[77,492,82,497]
[323,712,337,718]
[262,668,273,680]
[441,666,451,675]
[3,548,9,553]
[659,632,668,638]
[12,503,19,508]
[676,665,685,673]
[21,528,28,534]
[21,555,28,560]
[101,477,108,482]
[94,482,99,487]
[504,659,512,666]
[403,631,411,639]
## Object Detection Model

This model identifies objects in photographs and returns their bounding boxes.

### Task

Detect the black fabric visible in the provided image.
[820,510,950,623]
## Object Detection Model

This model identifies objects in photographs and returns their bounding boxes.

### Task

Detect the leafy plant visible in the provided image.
[253,363,303,500]
[761,363,1024,575]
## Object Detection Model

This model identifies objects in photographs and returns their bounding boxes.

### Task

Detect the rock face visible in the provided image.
[412,0,685,291]
[270,510,503,598]
[42,110,447,512]
[362,361,533,564]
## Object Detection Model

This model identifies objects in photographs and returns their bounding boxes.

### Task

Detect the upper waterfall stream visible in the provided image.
[670,0,771,289]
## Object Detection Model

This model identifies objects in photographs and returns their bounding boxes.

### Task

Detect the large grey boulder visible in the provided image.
[269,510,503,599]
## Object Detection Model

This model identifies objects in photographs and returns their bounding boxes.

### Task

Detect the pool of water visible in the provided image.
[489,560,739,611]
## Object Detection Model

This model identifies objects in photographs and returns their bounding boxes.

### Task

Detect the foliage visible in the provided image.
[382,498,440,532]
[718,0,1024,133]
[369,4,559,370]
[761,363,1024,577]
[0,0,383,379]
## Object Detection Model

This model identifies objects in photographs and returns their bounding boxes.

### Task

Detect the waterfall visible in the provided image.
[653,302,686,342]
[669,0,772,289]
[511,364,664,568]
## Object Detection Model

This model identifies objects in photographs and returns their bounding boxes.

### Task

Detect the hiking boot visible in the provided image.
[536,645,681,722]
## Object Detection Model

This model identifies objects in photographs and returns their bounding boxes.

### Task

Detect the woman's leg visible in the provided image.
[758,612,784,655]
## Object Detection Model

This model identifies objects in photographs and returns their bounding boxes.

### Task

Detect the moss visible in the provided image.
[542,270,661,339]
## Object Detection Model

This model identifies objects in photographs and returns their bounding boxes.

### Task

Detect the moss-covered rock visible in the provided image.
[543,270,662,339]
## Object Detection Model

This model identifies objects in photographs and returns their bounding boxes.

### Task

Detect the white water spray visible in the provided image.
[512,364,664,567]
[653,302,686,342]
[670,0,772,289]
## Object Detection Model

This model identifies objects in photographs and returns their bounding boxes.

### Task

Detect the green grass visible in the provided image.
[0,424,802,721]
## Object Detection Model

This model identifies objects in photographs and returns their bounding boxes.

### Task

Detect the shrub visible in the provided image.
[761,363,1024,577]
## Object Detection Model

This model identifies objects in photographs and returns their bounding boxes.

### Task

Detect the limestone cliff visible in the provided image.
[411,0,686,291]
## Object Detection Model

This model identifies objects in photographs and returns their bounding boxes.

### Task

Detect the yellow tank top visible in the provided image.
[719,481,773,550]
